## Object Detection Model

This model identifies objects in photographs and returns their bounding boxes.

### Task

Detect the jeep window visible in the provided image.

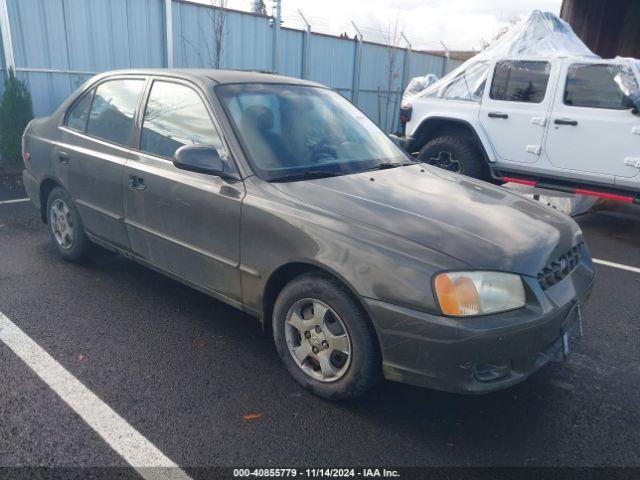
[86,79,145,147]
[66,89,94,132]
[424,61,489,101]
[490,61,550,103]
[140,81,224,159]
[564,63,640,110]
[217,84,408,181]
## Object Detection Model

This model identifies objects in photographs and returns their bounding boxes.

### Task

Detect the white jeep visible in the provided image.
[401,14,640,204]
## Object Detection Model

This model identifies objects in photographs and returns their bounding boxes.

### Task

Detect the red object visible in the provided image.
[503,176,537,187]
[502,174,636,203]
[400,104,412,124]
[575,189,633,203]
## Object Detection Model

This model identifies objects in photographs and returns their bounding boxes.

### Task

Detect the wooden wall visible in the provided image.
[560,0,640,58]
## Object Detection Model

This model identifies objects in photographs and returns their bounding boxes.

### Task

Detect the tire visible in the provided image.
[272,272,380,400]
[46,186,89,262]
[418,135,489,180]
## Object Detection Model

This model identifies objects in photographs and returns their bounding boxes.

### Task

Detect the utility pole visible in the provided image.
[351,21,363,104]
[272,0,281,73]
[398,31,412,131]
[164,0,173,67]
[0,0,15,70]
[298,9,310,79]
[440,40,450,76]
[400,31,412,90]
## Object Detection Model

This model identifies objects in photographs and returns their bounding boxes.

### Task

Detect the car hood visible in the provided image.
[272,165,581,277]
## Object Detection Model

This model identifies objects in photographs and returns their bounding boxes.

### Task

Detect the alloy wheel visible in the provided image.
[284,298,352,382]
[50,199,74,250]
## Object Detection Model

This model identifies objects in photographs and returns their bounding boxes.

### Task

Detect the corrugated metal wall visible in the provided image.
[2,0,455,131]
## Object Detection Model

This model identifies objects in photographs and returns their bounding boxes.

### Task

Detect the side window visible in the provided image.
[66,89,94,132]
[140,81,223,159]
[490,61,550,103]
[86,79,145,147]
[564,64,639,110]
[437,62,490,101]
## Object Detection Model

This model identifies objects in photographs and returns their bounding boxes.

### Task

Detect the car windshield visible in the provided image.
[216,83,411,181]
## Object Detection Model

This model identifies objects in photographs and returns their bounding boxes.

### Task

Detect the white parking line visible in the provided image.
[0,198,29,205]
[593,258,640,274]
[0,312,192,480]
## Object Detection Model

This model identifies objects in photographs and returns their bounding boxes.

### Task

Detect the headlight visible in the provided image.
[433,271,526,317]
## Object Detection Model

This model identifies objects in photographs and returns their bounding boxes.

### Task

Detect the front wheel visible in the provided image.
[418,135,489,180]
[46,187,89,262]
[273,272,380,400]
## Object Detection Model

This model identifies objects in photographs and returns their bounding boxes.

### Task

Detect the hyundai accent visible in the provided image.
[22,70,595,399]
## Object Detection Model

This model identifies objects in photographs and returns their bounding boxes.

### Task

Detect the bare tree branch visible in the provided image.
[381,12,402,132]
[478,17,519,51]
[207,0,228,69]
[180,33,207,68]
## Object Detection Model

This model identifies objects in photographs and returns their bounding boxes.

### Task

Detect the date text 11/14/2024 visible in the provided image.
[232,468,401,478]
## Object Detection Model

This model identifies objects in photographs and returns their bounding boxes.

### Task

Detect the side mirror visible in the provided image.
[173,144,226,176]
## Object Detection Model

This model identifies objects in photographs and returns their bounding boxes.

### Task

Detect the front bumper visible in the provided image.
[365,259,595,394]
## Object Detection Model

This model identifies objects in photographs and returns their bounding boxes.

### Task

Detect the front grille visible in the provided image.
[537,243,583,290]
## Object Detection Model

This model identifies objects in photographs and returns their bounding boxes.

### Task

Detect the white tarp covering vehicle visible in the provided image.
[401,10,640,207]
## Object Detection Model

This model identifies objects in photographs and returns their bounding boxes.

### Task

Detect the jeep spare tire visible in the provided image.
[418,136,488,180]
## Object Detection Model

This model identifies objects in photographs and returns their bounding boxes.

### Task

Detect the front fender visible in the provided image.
[240,178,468,317]
[406,104,498,164]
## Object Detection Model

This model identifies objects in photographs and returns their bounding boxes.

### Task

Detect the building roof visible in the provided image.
[419,50,477,62]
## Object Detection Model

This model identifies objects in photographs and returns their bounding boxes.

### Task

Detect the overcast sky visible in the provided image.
[221,0,563,51]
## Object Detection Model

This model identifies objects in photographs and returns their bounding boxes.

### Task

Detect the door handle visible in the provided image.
[488,112,509,119]
[128,174,146,191]
[58,151,70,164]
[554,118,578,126]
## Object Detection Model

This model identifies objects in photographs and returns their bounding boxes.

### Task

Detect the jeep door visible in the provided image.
[479,60,555,164]
[122,78,244,302]
[60,77,146,248]
[544,61,640,182]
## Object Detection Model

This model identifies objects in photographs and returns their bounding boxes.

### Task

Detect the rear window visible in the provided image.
[86,79,145,147]
[564,63,639,110]
[490,61,550,103]
[66,90,94,132]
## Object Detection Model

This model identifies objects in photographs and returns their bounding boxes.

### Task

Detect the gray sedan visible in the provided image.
[22,70,595,399]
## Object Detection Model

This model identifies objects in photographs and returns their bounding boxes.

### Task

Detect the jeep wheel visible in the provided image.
[418,135,488,180]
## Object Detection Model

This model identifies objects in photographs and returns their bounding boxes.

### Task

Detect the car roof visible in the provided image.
[93,68,323,87]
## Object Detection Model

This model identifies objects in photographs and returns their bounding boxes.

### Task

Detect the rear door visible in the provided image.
[60,77,146,248]
[479,60,555,164]
[544,61,640,180]
[123,78,245,302]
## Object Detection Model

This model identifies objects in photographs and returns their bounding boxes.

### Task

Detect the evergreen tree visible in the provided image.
[0,68,33,173]
[252,0,266,15]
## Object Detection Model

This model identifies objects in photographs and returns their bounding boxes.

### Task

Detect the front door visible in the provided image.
[61,78,146,248]
[544,62,640,180]
[479,60,555,164]
[123,79,244,301]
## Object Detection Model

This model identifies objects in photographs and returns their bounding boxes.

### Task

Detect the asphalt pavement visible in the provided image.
[1,188,639,478]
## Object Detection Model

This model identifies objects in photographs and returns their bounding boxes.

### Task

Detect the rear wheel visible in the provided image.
[46,187,89,262]
[273,272,380,400]
[418,135,488,180]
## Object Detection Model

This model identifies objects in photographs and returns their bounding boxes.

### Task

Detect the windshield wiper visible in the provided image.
[269,170,345,182]
[361,161,412,172]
